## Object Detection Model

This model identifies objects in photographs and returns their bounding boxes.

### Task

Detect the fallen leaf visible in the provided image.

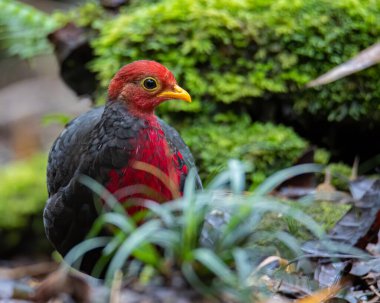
[33,268,90,303]
[0,262,58,280]
[295,281,344,303]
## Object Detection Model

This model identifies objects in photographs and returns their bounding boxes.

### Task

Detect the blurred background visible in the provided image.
[0,0,379,260]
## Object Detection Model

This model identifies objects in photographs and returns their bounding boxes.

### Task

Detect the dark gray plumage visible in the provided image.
[44,102,202,268]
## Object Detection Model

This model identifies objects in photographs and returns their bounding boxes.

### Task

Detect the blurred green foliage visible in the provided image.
[327,162,352,190]
[313,148,331,166]
[0,154,49,254]
[53,1,107,28]
[0,154,47,229]
[0,0,58,58]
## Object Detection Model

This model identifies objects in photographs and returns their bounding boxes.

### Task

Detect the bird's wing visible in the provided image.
[47,106,105,195]
[44,106,106,262]
[44,103,139,261]
[158,118,203,190]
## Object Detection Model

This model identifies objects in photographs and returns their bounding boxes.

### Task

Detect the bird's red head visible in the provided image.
[108,60,191,116]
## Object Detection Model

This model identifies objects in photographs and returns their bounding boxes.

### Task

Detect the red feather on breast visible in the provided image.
[105,125,188,216]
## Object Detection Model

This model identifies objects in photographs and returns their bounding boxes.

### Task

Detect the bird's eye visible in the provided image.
[142,77,158,91]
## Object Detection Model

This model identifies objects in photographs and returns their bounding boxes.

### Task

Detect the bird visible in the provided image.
[43,60,202,267]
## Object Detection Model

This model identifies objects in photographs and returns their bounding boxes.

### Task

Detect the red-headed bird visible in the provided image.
[44,60,202,261]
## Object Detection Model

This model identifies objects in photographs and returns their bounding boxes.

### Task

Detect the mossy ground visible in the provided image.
[259,200,351,243]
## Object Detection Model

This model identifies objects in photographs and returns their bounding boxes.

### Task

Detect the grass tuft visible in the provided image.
[64,161,363,301]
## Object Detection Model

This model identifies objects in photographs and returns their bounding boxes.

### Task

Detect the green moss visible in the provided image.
[314,148,331,165]
[259,200,351,242]
[180,117,308,187]
[326,162,352,190]
[0,154,47,229]
[88,0,380,122]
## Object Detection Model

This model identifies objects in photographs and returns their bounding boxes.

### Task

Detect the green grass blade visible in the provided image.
[184,167,197,200]
[87,212,135,238]
[133,243,162,268]
[221,212,261,249]
[181,262,215,296]
[79,175,126,215]
[228,159,246,194]
[105,220,162,283]
[64,236,111,268]
[148,230,181,250]
[181,169,206,258]
[143,201,175,226]
[207,171,230,190]
[103,231,126,255]
[274,231,303,257]
[233,248,252,283]
[194,248,237,286]
[254,164,323,196]
[90,232,127,277]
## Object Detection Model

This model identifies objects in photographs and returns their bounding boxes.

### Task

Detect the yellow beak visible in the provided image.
[157,84,192,103]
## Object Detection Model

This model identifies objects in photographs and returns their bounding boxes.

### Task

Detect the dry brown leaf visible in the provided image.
[32,268,90,303]
[316,169,336,193]
[295,280,344,303]
[263,295,292,303]
[0,262,58,280]
[350,157,359,181]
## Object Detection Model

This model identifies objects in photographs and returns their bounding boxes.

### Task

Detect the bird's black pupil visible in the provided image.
[144,78,157,89]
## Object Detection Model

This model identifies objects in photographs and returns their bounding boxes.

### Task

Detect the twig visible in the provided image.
[109,270,123,303]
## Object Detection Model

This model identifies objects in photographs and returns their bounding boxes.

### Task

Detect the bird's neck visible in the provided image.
[128,106,155,120]
[108,100,160,127]
[128,106,160,127]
